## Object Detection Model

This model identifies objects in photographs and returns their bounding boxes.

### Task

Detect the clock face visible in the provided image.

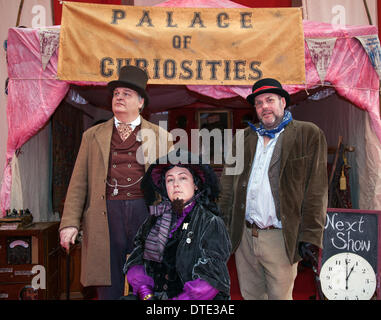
[320,252,377,300]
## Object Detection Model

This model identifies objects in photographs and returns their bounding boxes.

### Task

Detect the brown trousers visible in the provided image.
[235,225,298,300]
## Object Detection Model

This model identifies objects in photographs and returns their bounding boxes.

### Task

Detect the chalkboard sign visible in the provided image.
[318,208,381,299]
[321,209,379,273]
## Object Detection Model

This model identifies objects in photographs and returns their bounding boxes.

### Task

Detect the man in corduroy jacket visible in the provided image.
[218,78,328,300]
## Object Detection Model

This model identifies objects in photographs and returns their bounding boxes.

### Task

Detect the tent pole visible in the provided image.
[16,0,24,27]
[362,0,372,25]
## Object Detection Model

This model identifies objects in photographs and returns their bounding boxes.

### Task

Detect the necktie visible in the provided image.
[117,123,132,141]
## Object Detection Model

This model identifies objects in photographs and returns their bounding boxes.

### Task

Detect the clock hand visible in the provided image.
[346,264,355,281]
[345,259,349,290]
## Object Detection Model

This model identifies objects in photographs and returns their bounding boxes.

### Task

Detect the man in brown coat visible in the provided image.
[218,78,328,300]
[59,66,173,299]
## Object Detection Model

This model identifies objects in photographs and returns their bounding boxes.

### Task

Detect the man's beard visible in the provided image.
[260,112,284,130]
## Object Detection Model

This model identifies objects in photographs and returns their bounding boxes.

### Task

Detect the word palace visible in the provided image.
[111,9,255,29]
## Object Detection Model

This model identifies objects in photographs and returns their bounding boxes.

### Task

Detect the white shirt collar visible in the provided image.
[114,115,141,129]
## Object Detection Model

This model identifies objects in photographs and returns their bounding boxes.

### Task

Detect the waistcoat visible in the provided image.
[106,124,145,200]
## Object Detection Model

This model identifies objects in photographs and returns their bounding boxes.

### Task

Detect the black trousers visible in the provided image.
[96,198,149,300]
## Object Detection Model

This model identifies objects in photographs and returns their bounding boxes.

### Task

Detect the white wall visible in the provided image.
[134,0,165,6]
[302,0,377,26]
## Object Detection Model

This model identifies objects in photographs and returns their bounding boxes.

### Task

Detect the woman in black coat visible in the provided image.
[123,148,231,300]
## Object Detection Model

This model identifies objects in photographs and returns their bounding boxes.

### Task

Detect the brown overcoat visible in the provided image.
[218,120,328,264]
[59,117,173,286]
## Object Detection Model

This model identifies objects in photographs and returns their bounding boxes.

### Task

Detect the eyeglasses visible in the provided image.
[254,96,281,109]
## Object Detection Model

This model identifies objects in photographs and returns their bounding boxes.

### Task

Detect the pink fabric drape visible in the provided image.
[1,27,69,215]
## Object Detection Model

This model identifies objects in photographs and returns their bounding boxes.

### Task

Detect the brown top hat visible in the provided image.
[246,78,290,108]
[107,65,149,107]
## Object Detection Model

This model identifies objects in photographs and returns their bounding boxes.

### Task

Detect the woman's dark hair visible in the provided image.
[157,165,201,200]
[141,149,221,215]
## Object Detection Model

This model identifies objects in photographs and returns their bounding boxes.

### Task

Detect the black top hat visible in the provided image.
[107,65,149,107]
[246,78,290,107]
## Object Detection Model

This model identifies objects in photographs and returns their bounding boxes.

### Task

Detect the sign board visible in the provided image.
[57,2,305,85]
[319,208,381,299]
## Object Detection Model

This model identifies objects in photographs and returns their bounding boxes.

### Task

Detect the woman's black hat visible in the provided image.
[141,148,220,206]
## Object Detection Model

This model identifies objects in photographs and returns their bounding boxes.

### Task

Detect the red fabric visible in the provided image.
[227,255,243,300]
[231,0,291,8]
[52,0,122,25]
[253,85,280,93]
[292,266,317,300]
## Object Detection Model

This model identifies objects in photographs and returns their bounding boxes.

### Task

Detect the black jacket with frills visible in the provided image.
[124,202,232,299]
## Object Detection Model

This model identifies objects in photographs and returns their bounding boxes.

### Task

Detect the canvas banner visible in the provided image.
[57,2,305,85]
[306,38,337,83]
[355,35,381,79]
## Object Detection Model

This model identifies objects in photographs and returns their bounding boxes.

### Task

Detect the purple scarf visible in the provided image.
[143,199,196,263]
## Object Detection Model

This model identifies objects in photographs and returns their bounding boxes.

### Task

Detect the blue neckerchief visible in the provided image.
[248,110,292,139]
